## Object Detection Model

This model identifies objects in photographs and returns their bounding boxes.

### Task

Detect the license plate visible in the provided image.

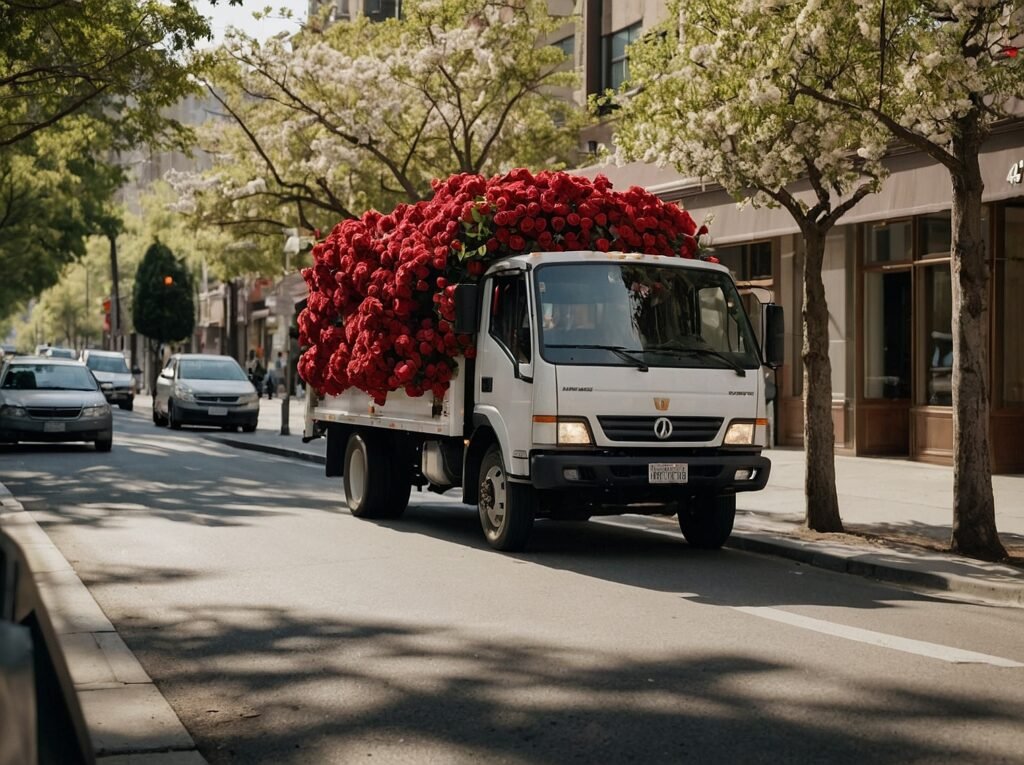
[649,463,688,484]
[208,407,228,416]
[43,421,66,433]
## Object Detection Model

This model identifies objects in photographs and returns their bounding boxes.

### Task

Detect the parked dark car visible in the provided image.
[0,357,113,451]
[153,353,259,431]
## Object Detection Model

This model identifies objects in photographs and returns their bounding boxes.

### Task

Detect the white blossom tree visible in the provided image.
[787,0,1022,561]
[170,0,585,265]
[614,0,891,533]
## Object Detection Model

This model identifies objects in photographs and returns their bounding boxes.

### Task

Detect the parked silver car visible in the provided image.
[0,357,113,451]
[153,353,259,432]
[81,349,136,411]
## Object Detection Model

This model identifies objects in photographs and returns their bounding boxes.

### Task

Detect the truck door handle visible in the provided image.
[481,377,493,392]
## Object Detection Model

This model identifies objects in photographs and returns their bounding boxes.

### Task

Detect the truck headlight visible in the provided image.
[724,420,756,445]
[557,418,593,445]
[0,404,27,418]
[82,403,110,417]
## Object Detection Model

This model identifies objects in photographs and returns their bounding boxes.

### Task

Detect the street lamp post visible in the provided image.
[281,230,302,436]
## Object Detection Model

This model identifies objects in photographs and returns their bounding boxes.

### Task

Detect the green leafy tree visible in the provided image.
[133,241,194,387]
[0,118,124,313]
[781,0,1022,561]
[613,0,888,533]
[0,0,237,150]
[169,0,587,261]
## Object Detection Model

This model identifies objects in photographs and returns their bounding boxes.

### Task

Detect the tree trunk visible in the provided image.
[801,228,843,532]
[948,131,1005,561]
[108,233,122,350]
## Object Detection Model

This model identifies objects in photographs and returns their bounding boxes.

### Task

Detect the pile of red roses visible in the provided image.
[297,169,704,404]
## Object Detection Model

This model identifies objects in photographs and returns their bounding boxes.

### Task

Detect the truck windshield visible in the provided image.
[535,262,762,371]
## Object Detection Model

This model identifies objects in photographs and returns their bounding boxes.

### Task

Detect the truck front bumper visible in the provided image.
[530,450,770,495]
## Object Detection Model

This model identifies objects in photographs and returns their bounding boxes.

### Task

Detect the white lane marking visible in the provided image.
[736,606,1024,668]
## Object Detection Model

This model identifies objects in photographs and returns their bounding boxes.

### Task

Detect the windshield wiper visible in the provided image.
[646,342,747,377]
[545,344,649,372]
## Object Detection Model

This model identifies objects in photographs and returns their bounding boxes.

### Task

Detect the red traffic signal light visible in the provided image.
[163,275,174,286]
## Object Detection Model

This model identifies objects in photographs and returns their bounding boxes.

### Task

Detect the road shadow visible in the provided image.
[110,604,1024,765]
[370,499,969,612]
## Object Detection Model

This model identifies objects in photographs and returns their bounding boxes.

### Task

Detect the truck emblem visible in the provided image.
[653,417,673,440]
[654,398,669,411]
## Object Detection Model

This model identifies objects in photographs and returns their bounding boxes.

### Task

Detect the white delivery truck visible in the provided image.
[304,250,783,551]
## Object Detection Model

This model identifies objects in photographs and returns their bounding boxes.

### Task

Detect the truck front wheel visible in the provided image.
[343,431,410,519]
[478,444,534,552]
[677,494,736,549]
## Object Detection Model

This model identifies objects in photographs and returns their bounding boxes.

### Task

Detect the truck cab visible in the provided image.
[308,250,783,552]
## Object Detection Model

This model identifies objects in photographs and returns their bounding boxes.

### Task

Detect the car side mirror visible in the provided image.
[763,304,785,369]
[454,283,480,335]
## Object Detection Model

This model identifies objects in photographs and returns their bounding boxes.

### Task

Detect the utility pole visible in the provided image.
[108,231,122,352]
[280,229,301,436]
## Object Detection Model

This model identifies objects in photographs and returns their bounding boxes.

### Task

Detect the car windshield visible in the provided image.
[178,359,247,381]
[46,348,77,359]
[86,355,129,374]
[535,263,761,370]
[1,364,98,391]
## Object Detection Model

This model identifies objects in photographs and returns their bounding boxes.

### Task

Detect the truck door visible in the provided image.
[476,271,535,477]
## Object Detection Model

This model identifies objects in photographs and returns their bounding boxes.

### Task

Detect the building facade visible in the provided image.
[563,2,1024,473]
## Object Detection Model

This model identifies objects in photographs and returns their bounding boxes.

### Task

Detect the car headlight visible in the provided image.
[0,404,27,417]
[239,393,259,405]
[82,403,110,417]
[557,418,593,445]
[173,384,196,402]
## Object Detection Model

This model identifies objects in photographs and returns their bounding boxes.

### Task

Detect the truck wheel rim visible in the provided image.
[349,444,367,506]
[481,464,506,532]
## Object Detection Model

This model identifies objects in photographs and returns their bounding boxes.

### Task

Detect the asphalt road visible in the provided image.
[2,410,1024,764]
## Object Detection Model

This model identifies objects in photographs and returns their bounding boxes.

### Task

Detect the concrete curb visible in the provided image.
[725,531,1024,607]
[203,435,325,465]
[0,484,209,764]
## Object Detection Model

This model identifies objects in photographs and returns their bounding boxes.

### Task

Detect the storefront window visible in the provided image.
[866,220,912,263]
[864,271,911,399]
[1000,204,1024,407]
[922,265,953,406]
[918,212,952,259]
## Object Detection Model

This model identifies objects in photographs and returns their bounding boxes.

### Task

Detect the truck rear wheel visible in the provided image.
[343,431,411,519]
[677,494,736,549]
[478,444,534,552]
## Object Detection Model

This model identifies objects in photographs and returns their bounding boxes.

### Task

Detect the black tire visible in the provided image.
[95,436,112,452]
[241,422,257,433]
[477,444,535,551]
[677,494,736,549]
[168,400,182,430]
[343,431,410,519]
[120,400,134,412]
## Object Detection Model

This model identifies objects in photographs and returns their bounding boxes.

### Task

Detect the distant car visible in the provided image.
[42,347,77,360]
[0,357,113,451]
[153,353,259,432]
[81,349,135,411]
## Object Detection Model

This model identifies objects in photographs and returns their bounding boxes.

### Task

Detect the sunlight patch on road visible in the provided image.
[735,606,1024,668]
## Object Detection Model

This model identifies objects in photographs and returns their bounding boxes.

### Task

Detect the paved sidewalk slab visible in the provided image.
[98,753,209,765]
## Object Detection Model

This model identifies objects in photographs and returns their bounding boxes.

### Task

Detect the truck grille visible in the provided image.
[597,416,723,443]
[27,407,81,419]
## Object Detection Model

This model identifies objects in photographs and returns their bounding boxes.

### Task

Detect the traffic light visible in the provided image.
[163,275,174,286]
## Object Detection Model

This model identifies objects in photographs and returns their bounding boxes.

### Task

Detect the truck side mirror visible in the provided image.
[763,304,785,369]
[454,283,480,335]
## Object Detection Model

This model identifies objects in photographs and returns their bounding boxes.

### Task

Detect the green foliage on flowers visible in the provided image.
[132,241,194,344]
[169,0,588,274]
